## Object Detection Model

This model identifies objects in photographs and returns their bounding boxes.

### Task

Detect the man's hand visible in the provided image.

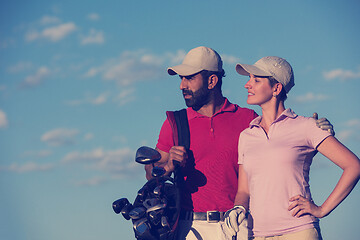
[313,112,335,136]
[288,195,325,218]
[165,146,187,172]
[223,205,247,238]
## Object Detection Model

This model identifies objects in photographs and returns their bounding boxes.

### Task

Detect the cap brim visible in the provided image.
[236,64,270,77]
[167,64,202,76]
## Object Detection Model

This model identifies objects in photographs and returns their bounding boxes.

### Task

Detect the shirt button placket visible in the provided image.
[210,118,214,137]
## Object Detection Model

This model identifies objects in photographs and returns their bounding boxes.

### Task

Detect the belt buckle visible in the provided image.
[206,211,220,223]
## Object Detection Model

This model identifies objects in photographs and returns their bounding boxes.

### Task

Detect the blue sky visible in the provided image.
[1,1,359,239]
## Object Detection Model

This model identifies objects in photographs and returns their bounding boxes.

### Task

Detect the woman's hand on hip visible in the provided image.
[288,195,325,218]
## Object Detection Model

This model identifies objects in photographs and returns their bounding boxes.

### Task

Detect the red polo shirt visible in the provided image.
[156,98,257,212]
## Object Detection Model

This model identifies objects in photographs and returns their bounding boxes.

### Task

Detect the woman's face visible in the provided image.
[244,74,274,106]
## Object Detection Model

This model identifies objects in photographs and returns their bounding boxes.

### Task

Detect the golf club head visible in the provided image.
[161,215,171,230]
[148,208,164,226]
[152,166,166,178]
[143,198,160,209]
[112,198,130,214]
[135,146,161,165]
[121,203,134,220]
[146,202,167,213]
[128,207,146,220]
[137,185,148,199]
[153,183,163,196]
[133,218,151,238]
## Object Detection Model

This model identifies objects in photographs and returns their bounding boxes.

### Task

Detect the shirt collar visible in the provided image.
[187,98,236,119]
[249,108,297,128]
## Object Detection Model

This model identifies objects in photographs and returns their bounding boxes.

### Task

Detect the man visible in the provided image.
[145,46,333,240]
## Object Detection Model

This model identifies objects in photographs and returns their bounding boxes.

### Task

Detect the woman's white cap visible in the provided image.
[236,56,295,93]
[168,46,223,76]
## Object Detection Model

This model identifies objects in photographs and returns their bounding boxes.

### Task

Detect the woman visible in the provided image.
[225,56,360,239]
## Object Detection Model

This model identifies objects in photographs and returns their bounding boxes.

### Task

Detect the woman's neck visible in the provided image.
[260,101,286,132]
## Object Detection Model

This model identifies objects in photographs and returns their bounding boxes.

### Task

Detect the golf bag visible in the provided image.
[112,109,189,240]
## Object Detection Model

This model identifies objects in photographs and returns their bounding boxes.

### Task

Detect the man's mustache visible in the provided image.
[182,90,193,95]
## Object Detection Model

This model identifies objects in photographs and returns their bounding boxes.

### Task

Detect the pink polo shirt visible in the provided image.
[238,109,331,237]
[157,98,257,212]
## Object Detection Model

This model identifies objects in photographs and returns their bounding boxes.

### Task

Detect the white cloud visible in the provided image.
[41,128,79,146]
[26,22,77,42]
[0,38,15,49]
[102,51,164,86]
[165,49,186,65]
[87,13,100,21]
[40,15,61,25]
[323,68,360,81]
[74,176,106,186]
[84,67,99,78]
[84,133,94,141]
[66,92,109,106]
[91,92,108,104]
[7,62,32,73]
[25,31,40,42]
[113,88,136,106]
[0,110,9,128]
[112,135,128,144]
[23,150,53,158]
[344,119,360,128]
[61,147,139,175]
[62,147,105,163]
[292,92,330,103]
[336,118,360,142]
[43,22,76,41]
[83,49,241,87]
[84,50,173,86]
[337,130,353,142]
[140,54,164,66]
[0,162,54,173]
[81,29,104,45]
[20,66,50,88]
[222,54,241,65]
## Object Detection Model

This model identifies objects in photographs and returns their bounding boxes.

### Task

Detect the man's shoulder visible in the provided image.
[232,104,257,116]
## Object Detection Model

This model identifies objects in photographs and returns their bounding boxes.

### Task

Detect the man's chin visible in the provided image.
[184,99,194,107]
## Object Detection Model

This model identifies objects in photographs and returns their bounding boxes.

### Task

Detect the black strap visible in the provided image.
[173,109,190,149]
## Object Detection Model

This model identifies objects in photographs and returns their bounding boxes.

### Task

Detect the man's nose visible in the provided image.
[180,77,187,90]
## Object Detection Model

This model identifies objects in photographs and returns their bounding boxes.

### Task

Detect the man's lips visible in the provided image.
[182,91,192,99]
[183,94,192,99]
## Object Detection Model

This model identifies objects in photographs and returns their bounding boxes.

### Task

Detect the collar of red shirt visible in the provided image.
[186,98,237,120]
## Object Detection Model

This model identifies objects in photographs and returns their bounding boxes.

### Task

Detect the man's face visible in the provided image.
[179,72,211,110]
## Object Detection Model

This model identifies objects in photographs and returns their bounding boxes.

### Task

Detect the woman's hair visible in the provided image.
[200,69,226,90]
[268,76,287,101]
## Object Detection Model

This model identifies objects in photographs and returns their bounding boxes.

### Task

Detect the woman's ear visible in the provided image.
[208,74,218,90]
[274,83,283,95]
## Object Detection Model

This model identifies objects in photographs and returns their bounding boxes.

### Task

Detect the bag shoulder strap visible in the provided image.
[166,109,190,149]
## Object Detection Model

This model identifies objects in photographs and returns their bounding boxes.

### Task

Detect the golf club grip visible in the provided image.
[172,160,180,169]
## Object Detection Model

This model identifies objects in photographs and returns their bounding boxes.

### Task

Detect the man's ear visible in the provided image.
[208,74,218,90]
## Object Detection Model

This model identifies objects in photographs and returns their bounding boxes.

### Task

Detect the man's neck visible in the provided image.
[195,94,225,117]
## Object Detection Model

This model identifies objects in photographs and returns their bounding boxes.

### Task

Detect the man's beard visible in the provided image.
[182,86,211,111]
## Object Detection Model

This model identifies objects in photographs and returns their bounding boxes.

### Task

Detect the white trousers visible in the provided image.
[176,219,249,240]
